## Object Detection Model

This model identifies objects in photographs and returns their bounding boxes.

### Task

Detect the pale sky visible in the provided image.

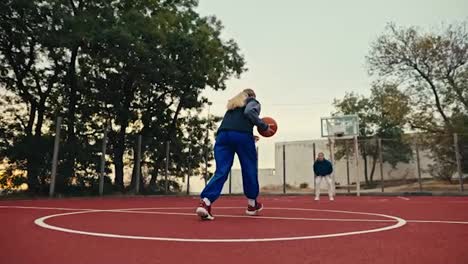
[197,0,467,168]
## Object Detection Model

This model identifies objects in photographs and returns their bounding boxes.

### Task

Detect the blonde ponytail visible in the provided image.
[226,89,256,110]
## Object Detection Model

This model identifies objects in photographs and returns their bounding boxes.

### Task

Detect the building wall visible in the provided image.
[183,139,440,194]
[274,139,435,188]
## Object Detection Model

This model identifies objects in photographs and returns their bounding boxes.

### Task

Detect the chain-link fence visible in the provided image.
[1,117,466,197]
[270,133,467,196]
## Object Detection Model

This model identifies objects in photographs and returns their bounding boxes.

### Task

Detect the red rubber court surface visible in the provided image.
[1,196,468,264]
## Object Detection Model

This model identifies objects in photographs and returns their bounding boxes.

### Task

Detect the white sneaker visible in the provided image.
[329,197,334,201]
[196,201,214,220]
[314,197,320,201]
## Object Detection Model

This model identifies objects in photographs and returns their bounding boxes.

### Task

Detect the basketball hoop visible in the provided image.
[321,115,359,139]
[334,132,345,138]
[320,115,361,196]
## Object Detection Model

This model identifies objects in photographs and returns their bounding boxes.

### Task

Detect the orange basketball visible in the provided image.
[258,117,277,137]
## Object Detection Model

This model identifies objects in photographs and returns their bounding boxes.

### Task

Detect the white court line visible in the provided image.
[407,220,468,225]
[2,205,468,225]
[110,210,397,223]
[0,206,396,223]
[0,206,93,211]
[397,196,410,201]
[78,209,468,225]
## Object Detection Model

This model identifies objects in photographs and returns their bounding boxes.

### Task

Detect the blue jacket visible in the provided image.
[313,159,333,176]
[218,97,269,134]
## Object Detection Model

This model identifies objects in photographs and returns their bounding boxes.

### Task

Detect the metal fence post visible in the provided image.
[415,139,423,192]
[186,147,191,195]
[99,124,109,196]
[135,135,142,194]
[229,170,232,194]
[354,136,360,196]
[313,143,316,190]
[49,117,62,197]
[165,141,170,193]
[454,134,464,192]
[186,174,190,195]
[378,138,384,193]
[204,143,209,187]
[283,144,286,194]
[345,141,350,193]
[329,138,336,196]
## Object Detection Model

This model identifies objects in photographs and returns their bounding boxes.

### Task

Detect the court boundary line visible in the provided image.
[2,205,467,224]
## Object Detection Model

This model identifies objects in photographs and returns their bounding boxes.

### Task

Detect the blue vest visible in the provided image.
[217,106,254,134]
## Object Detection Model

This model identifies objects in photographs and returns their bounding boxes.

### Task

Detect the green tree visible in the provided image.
[137,112,221,193]
[80,0,245,191]
[0,0,245,195]
[0,0,64,192]
[367,22,468,132]
[333,84,413,185]
[333,92,376,185]
[367,22,468,181]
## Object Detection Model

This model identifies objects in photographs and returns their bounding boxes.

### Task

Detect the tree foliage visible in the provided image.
[367,21,468,181]
[367,22,468,132]
[333,83,413,185]
[0,0,246,194]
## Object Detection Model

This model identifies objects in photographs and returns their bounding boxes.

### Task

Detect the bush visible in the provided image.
[146,179,181,194]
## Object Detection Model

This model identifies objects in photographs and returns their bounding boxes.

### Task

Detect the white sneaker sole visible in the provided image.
[245,205,263,216]
[196,207,214,220]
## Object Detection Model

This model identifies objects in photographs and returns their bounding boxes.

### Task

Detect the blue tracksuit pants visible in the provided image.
[200,131,258,203]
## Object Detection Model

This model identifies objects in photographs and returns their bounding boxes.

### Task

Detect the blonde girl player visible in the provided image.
[196,89,274,220]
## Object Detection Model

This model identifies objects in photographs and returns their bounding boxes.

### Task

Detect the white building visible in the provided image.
[274,139,435,191]
[184,139,439,195]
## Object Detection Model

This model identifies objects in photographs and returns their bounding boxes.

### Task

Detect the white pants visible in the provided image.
[315,175,334,199]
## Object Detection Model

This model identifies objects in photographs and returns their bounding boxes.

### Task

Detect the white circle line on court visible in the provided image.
[397,196,410,201]
[2,205,467,225]
[33,207,407,243]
